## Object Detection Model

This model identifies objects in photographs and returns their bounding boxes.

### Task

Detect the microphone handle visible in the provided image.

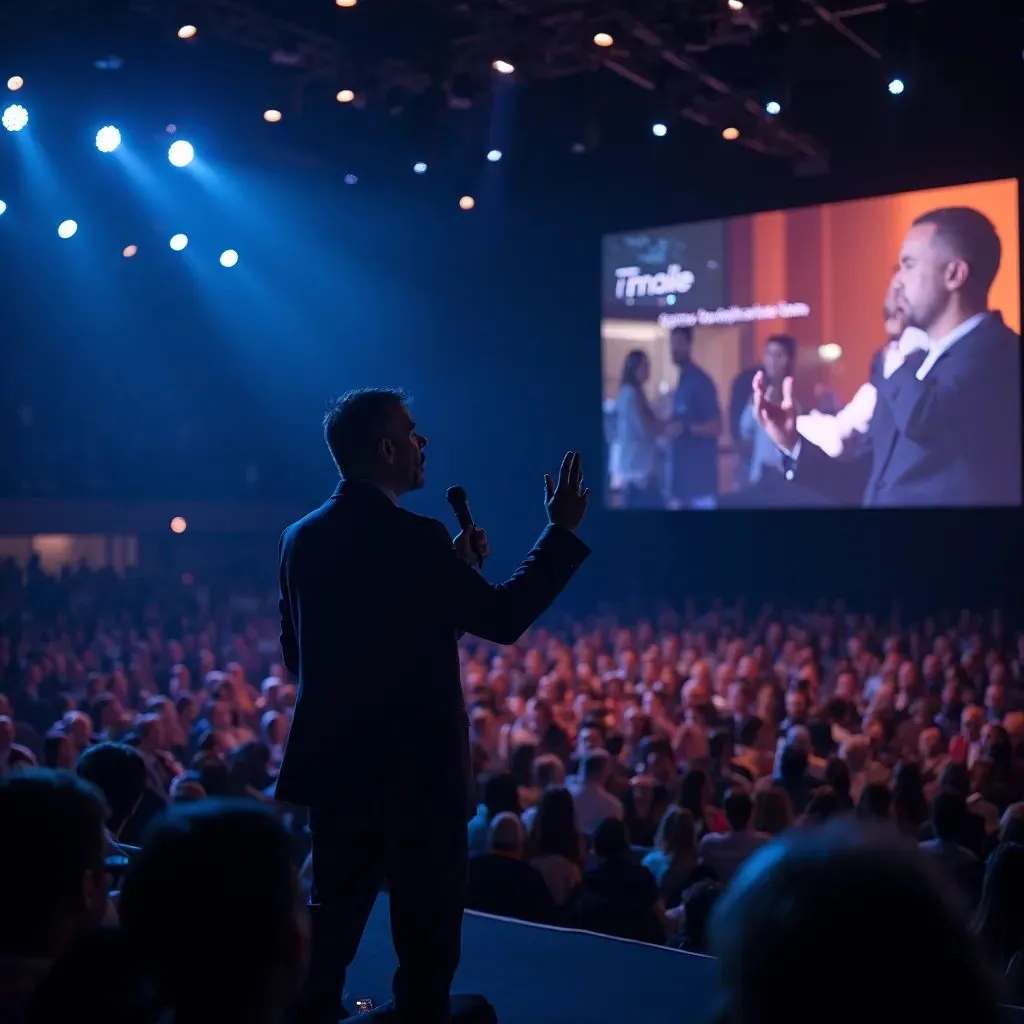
[454,506,483,569]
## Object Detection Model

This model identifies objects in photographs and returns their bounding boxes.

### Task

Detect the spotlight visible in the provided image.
[335,0,357,6]
[492,60,515,74]
[727,0,744,9]
[0,200,6,215]
[765,100,781,116]
[169,233,188,251]
[722,126,740,140]
[263,109,282,122]
[57,220,78,239]
[413,161,428,174]
[123,244,137,258]
[344,174,358,185]
[177,24,197,39]
[652,122,667,137]
[2,104,28,132]
[818,343,843,363]
[486,149,502,162]
[459,196,475,210]
[593,32,614,47]
[170,516,188,534]
[7,76,23,91]
[95,125,121,152]
[888,77,905,95]
[220,249,239,268]
[336,89,355,103]
[168,139,194,166]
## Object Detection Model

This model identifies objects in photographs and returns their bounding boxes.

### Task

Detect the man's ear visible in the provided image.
[945,257,970,293]
[379,438,395,463]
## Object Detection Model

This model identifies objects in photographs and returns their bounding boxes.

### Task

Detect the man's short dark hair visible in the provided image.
[323,387,408,478]
[77,742,147,834]
[765,334,796,362]
[670,325,693,343]
[724,789,754,831]
[0,769,108,956]
[913,206,1001,299]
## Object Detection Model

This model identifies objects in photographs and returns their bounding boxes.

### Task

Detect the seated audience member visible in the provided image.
[666,879,724,954]
[710,821,1004,1024]
[920,791,984,908]
[0,715,36,774]
[891,761,930,837]
[75,742,148,854]
[622,774,670,847]
[466,812,557,924]
[0,770,110,1023]
[528,787,584,907]
[774,743,815,815]
[800,785,844,826]
[699,789,769,885]
[520,754,566,833]
[578,817,668,944]
[642,806,717,907]
[856,781,893,822]
[752,782,794,836]
[677,768,727,838]
[568,750,624,836]
[973,841,1024,999]
[822,756,854,813]
[999,803,1024,847]
[467,773,522,855]
[115,800,309,1024]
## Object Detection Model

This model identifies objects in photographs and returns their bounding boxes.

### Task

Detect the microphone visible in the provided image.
[446,486,482,568]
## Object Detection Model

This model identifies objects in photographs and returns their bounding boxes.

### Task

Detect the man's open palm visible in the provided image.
[753,372,798,452]
[545,451,589,532]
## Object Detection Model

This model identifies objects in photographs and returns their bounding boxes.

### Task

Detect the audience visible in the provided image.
[4,557,1024,1016]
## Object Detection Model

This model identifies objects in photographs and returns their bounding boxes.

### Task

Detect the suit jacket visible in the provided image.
[791,313,1021,507]
[275,480,590,817]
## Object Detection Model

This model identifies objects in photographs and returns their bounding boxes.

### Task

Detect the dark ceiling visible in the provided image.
[0,0,1021,219]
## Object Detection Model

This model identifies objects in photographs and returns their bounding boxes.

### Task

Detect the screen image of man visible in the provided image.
[666,326,723,509]
[755,206,1022,508]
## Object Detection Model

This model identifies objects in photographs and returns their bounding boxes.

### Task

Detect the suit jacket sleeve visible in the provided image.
[789,435,872,507]
[425,520,590,645]
[278,531,299,676]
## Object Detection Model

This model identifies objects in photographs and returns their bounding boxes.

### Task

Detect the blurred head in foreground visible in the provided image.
[709,820,1003,1024]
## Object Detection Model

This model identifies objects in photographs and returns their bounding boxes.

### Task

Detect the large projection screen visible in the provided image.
[601,179,1021,510]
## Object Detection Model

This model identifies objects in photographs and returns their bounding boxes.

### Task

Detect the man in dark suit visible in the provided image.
[754,206,1021,508]
[278,388,590,1022]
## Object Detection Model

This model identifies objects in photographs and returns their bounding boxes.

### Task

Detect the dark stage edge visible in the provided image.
[347,893,720,1023]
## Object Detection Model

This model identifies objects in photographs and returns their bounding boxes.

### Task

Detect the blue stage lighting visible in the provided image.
[219,249,238,267]
[0,200,6,216]
[2,104,28,132]
[168,140,194,167]
[169,233,188,251]
[652,123,667,137]
[486,149,502,162]
[413,161,427,174]
[765,100,781,116]
[57,220,78,239]
[888,77,905,96]
[95,125,122,152]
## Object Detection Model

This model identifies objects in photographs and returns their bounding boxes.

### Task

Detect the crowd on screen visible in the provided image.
[2,555,1024,1020]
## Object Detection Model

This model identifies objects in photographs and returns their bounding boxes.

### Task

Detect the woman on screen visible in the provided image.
[614,350,664,508]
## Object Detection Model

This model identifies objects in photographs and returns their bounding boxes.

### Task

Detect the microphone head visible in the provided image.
[446,485,467,510]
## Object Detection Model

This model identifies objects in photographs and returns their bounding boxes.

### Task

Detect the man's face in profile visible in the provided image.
[895,223,950,333]
[384,403,427,493]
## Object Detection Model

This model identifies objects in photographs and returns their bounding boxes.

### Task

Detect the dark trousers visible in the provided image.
[304,807,469,1022]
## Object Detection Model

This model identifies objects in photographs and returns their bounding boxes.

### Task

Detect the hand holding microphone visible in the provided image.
[446,486,490,570]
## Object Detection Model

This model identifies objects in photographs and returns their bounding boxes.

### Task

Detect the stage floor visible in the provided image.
[347,893,720,1023]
